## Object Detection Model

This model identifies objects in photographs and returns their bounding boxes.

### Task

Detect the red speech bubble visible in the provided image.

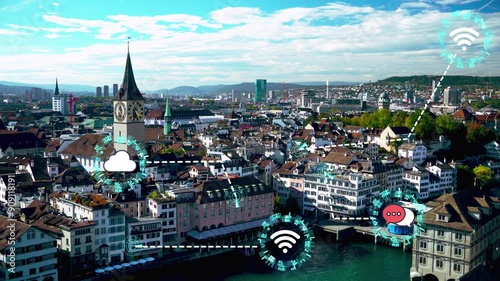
[382,204,405,224]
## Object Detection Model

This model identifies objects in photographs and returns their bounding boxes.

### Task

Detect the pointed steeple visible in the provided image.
[164,94,171,117]
[114,45,144,101]
[54,78,60,96]
[164,93,172,135]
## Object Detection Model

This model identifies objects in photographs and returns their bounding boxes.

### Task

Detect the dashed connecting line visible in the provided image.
[331,216,371,221]
[408,54,456,140]
[146,160,223,164]
[135,245,259,249]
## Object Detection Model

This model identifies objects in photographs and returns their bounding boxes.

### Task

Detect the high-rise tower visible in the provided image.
[255,79,267,103]
[164,94,172,135]
[113,44,145,153]
[326,80,329,99]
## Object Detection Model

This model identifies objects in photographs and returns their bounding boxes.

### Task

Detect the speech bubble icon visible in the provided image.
[382,204,405,224]
[396,207,415,227]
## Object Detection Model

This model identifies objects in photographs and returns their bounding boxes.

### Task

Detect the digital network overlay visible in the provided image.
[99,9,492,272]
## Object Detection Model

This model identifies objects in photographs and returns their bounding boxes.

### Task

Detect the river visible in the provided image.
[140,239,412,281]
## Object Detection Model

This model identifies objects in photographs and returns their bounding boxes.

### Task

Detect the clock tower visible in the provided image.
[113,45,145,153]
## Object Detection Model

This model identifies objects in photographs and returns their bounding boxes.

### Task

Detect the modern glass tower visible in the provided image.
[255,79,267,102]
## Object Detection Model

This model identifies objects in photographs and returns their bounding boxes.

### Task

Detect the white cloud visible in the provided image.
[1,3,499,89]
[104,151,136,172]
[434,0,481,4]
[0,29,27,35]
[399,2,435,9]
[210,7,261,24]
[52,2,59,6]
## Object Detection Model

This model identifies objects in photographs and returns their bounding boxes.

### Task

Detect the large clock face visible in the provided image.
[114,102,126,122]
[128,102,144,121]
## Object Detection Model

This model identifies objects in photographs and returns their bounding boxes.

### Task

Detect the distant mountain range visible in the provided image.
[0,80,96,94]
[0,80,360,96]
[1,76,497,97]
[154,81,360,95]
[380,75,500,87]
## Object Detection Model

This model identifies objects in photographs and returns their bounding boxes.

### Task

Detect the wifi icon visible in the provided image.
[270,230,301,254]
[449,27,479,51]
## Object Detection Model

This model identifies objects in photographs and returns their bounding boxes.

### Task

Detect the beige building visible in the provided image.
[410,188,500,281]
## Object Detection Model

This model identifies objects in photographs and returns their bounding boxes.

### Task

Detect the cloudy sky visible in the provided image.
[1,0,498,91]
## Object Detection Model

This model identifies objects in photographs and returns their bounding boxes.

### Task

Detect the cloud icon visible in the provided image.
[104,150,137,172]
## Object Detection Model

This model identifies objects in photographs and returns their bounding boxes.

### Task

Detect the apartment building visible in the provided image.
[168,176,274,245]
[398,143,428,165]
[0,216,58,281]
[272,161,305,209]
[145,196,177,246]
[410,188,500,281]
[125,216,164,260]
[32,213,96,279]
[303,170,380,218]
[51,193,126,265]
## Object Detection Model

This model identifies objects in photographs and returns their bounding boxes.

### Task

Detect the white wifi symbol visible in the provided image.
[270,230,301,254]
[449,27,479,51]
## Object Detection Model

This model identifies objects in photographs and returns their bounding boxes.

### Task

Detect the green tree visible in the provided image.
[473,165,494,186]
[466,121,496,145]
[359,112,375,128]
[405,110,435,139]
[373,109,392,128]
[435,114,461,137]
[391,111,408,127]
[274,195,284,213]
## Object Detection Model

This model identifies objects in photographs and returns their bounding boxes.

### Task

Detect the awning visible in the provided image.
[187,219,266,241]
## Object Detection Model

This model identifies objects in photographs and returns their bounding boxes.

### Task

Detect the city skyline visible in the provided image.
[1,0,499,90]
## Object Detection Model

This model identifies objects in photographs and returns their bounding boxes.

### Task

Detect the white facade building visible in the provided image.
[303,171,380,218]
[399,143,428,165]
[0,216,58,281]
[51,195,126,265]
[145,197,177,245]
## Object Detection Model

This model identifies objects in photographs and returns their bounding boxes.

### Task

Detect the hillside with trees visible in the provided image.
[379,75,500,87]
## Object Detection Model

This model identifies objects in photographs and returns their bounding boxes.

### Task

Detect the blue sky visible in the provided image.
[0,0,499,91]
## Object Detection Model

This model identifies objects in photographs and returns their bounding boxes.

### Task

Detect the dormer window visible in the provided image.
[207,191,213,199]
[436,214,449,222]
[467,207,481,220]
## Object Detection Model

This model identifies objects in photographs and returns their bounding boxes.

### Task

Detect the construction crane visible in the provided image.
[67,94,78,125]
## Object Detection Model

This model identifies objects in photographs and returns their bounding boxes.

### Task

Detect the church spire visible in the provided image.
[114,44,144,101]
[54,78,60,96]
[164,93,172,135]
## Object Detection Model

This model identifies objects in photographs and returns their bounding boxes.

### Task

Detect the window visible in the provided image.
[453,263,461,272]
[454,247,462,256]
[86,245,92,252]
[419,241,427,249]
[419,257,426,265]
[436,260,443,268]
[29,268,36,275]
[75,247,81,255]
[27,229,36,240]
[455,233,463,241]
[437,230,445,237]
[436,244,444,253]
[75,238,81,245]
